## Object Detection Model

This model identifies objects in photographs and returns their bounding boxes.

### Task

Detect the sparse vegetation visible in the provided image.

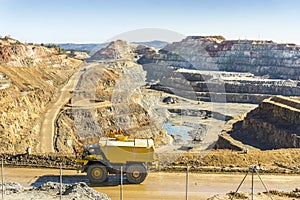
[44,44,66,54]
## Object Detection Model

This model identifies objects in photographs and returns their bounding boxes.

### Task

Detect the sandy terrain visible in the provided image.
[1,167,299,200]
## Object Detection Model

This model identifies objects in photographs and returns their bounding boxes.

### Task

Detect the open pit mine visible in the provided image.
[0,35,299,199]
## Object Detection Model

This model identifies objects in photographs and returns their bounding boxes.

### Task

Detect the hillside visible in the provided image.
[89,40,137,60]
[0,37,82,153]
[56,43,108,55]
[56,40,168,56]
[54,61,167,153]
[0,37,169,154]
[132,40,168,49]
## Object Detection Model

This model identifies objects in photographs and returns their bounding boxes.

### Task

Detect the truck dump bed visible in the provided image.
[99,137,155,164]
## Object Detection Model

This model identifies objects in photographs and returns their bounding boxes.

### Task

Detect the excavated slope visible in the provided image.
[139,35,300,80]
[54,61,167,153]
[89,40,137,60]
[230,96,300,149]
[0,37,82,153]
[138,36,300,103]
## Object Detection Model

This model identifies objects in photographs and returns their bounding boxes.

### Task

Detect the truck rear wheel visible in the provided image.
[87,164,108,183]
[126,164,147,184]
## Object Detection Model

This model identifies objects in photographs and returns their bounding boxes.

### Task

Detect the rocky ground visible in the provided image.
[209,189,300,200]
[0,182,110,200]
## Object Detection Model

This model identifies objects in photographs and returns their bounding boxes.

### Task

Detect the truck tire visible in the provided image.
[126,164,147,184]
[87,164,108,183]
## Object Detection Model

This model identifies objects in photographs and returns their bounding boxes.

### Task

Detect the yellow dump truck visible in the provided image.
[76,136,155,184]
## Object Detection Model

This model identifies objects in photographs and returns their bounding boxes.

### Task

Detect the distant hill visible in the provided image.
[56,40,168,55]
[55,43,109,55]
[132,40,169,49]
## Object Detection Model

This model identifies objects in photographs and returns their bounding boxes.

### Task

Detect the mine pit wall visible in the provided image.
[196,92,269,104]
[139,36,300,104]
[142,62,300,103]
[156,36,300,80]
[150,84,269,103]
[231,96,300,149]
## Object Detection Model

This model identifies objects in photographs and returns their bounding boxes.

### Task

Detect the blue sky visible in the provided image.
[1,0,300,43]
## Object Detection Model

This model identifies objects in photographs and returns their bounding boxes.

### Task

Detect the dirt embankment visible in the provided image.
[159,148,300,174]
[1,148,299,175]
[0,153,77,169]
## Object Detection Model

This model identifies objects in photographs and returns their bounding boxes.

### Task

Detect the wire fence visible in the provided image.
[0,160,298,200]
[0,161,190,200]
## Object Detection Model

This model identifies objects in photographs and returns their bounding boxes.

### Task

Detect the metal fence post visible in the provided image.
[251,167,254,200]
[120,166,123,200]
[186,165,189,200]
[60,163,62,200]
[1,158,4,200]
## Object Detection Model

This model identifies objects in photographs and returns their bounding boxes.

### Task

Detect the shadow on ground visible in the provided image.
[31,174,131,187]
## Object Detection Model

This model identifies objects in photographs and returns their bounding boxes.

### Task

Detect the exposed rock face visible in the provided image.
[141,65,300,103]
[0,37,165,154]
[139,36,300,80]
[55,61,166,153]
[90,40,137,60]
[65,50,90,60]
[0,72,11,89]
[230,96,300,149]
[138,36,300,103]
[0,37,82,153]
[0,37,75,68]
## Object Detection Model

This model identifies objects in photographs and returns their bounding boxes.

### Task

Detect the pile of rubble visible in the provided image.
[0,181,110,200]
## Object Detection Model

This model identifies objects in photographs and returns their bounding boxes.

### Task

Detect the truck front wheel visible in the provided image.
[87,164,108,183]
[126,164,147,184]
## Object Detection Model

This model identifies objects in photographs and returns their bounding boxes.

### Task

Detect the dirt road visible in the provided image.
[2,167,299,200]
[39,62,99,153]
